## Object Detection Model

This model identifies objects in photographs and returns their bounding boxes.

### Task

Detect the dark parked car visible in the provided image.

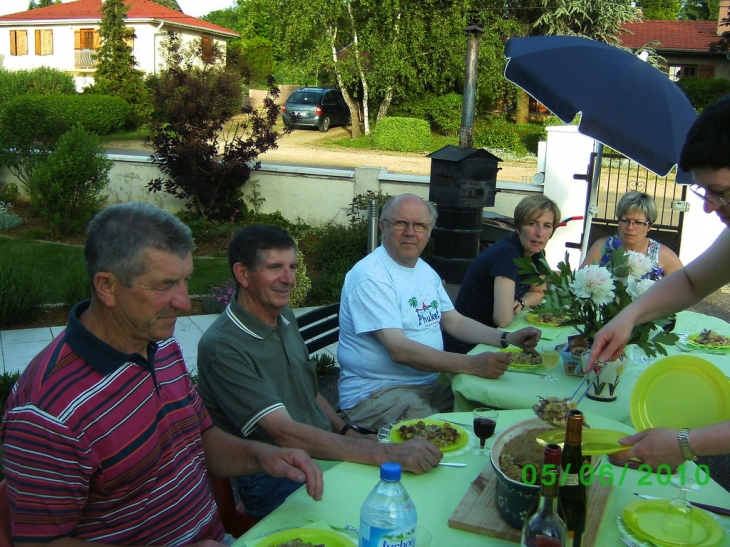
[281,87,351,132]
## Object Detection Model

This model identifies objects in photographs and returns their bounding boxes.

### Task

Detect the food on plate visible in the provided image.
[273,541,324,547]
[532,396,584,428]
[509,350,543,366]
[694,329,730,346]
[396,420,460,447]
[499,426,552,484]
[535,313,568,325]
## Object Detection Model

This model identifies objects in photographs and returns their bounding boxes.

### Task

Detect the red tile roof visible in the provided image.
[618,20,720,53]
[0,0,238,38]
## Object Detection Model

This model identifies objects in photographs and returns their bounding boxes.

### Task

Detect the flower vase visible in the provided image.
[561,335,591,376]
[581,350,627,402]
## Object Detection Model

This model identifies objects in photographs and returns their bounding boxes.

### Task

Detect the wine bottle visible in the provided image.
[521,443,567,547]
[559,409,586,547]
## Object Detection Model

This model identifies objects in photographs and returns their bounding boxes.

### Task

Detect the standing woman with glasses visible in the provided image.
[580,190,683,277]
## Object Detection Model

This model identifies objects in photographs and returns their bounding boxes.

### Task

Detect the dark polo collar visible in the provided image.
[65,300,158,376]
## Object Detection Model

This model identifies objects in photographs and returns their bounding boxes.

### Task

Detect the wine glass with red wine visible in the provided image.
[473,408,499,456]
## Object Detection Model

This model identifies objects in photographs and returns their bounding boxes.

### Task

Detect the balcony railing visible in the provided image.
[74,49,98,69]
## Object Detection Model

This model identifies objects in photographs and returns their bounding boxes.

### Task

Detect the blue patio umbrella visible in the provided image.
[504,35,697,182]
[504,35,698,260]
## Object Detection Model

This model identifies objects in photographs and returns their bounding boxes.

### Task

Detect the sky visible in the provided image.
[176,0,236,17]
[0,0,237,18]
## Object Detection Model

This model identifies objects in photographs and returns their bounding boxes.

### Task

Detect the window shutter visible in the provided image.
[10,30,17,56]
[17,30,27,55]
[698,65,715,79]
[74,29,81,50]
[35,29,41,55]
[93,30,101,49]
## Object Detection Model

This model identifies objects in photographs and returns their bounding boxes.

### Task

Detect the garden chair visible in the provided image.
[0,480,12,547]
[210,476,258,538]
[296,303,340,356]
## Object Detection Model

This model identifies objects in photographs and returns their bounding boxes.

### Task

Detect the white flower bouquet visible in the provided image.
[517,246,678,358]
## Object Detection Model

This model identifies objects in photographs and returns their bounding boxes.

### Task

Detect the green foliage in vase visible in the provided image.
[516,248,678,358]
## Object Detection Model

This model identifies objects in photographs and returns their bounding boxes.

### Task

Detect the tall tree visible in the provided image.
[86,0,151,126]
[679,0,720,20]
[636,0,681,19]
[711,3,730,51]
[151,0,182,10]
[27,0,59,9]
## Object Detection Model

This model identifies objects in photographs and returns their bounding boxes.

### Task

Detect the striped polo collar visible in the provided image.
[225,298,292,340]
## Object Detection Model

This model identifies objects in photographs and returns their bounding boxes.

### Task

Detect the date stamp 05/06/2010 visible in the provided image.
[521,462,711,488]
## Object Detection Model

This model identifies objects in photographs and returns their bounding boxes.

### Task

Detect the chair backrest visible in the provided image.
[0,480,12,547]
[296,303,340,356]
[209,476,258,538]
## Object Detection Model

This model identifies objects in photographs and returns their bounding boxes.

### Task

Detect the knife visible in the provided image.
[439,462,467,467]
[506,369,548,377]
[634,493,730,517]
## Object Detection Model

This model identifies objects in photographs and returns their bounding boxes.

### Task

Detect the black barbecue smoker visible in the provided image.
[428,24,501,283]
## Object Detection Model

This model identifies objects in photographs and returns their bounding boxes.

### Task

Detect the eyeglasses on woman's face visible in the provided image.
[618,218,650,227]
[689,184,730,206]
[382,219,431,233]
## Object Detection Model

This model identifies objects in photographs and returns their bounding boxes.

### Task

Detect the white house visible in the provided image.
[0,0,239,91]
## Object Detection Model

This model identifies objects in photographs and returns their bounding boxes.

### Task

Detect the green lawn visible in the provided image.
[0,237,229,304]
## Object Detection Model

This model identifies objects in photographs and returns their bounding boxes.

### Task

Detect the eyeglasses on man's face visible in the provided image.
[382,219,431,233]
[690,184,730,206]
[618,218,650,227]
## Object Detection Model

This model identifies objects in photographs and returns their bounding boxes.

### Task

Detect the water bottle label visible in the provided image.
[359,523,416,547]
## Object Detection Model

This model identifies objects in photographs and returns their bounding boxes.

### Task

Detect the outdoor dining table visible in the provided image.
[235,409,730,547]
[450,310,730,426]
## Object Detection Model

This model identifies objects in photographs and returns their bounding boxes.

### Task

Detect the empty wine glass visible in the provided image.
[539,344,561,381]
[472,408,499,456]
[659,477,699,545]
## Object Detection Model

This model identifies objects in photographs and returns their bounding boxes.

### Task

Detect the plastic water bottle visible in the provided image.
[359,462,417,547]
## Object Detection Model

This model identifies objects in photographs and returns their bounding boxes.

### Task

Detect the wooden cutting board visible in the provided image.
[448,461,612,546]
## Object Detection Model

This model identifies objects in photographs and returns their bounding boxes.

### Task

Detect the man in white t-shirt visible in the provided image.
[338,193,542,430]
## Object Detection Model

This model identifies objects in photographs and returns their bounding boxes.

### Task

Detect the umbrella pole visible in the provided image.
[580,142,604,263]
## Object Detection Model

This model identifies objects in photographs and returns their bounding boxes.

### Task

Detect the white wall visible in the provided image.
[542,126,596,268]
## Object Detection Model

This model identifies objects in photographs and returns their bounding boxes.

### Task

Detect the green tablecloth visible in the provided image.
[451,311,730,426]
[238,410,730,547]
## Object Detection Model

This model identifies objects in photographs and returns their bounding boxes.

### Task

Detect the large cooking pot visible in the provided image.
[489,418,601,529]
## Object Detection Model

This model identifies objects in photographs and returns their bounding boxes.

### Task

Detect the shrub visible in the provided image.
[7,94,130,135]
[0,247,44,328]
[304,222,368,305]
[677,76,730,112]
[426,93,462,137]
[61,257,91,306]
[0,67,75,110]
[0,202,22,232]
[372,117,430,153]
[473,116,527,156]
[28,127,112,236]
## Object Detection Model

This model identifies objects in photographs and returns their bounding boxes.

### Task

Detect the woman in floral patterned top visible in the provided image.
[580,190,683,278]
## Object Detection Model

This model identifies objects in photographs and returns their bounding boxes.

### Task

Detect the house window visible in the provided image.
[10,30,28,56]
[201,36,213,62]
[75,28,100,51]
[35,29,53,55]
[669,64,697,81]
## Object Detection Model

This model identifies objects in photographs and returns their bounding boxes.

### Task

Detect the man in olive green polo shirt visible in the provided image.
[197,225,442,520]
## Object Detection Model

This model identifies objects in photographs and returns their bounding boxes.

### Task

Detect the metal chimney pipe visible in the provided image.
[367,198,379,253]
[459,24,484,150]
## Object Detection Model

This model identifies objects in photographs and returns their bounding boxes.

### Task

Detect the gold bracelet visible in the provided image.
[678,428,698,461]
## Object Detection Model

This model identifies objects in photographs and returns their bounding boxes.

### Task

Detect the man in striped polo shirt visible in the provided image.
[0,203,322,546]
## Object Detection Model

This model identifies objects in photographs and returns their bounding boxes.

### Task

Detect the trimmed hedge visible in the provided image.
[426,93,462,137]
[0,67,75,109]
[5,94,130,135]
[473,116,527,155]
[677,76,730,112]
[372,117,431,153]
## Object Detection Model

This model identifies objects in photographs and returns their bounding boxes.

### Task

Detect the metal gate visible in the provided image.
[584,152,688,255]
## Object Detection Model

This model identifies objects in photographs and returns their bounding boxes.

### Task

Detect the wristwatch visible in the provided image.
[340,422,363,435]
[678,428,698,461]
[500,331,510,349]
[517,298,526,310]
